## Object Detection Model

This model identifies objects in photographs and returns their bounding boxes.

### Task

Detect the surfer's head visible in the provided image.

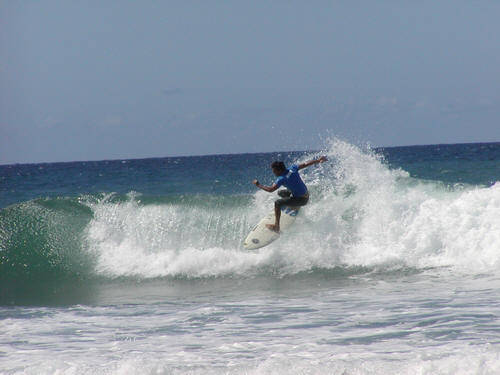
[271,161,287,176]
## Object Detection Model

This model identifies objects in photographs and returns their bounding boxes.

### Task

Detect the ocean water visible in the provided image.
[1,139,500,374]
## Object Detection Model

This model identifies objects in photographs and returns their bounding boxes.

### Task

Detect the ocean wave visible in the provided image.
[2,140,500,288]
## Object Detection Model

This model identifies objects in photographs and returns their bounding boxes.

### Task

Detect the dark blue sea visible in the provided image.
[1,140,500,374]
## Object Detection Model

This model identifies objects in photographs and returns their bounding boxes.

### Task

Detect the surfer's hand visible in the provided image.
[252,179,259,186]
[318,156,328,163]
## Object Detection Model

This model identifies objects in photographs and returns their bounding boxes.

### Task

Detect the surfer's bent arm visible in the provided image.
[252,180,279,193]
[298,156,327,170]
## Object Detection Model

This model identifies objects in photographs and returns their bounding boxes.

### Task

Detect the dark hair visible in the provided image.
[271,161,286,172]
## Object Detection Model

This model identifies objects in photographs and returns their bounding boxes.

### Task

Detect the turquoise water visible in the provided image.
[1,140,500,374]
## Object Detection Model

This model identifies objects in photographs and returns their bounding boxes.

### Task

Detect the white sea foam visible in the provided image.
[10,343,500,375]
[84,139,500,279]
[306,139,500,273]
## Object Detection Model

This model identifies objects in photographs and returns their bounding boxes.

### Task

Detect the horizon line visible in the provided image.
[1,140,499,167]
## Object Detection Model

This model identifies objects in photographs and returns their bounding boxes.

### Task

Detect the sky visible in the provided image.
[1,0,499,164]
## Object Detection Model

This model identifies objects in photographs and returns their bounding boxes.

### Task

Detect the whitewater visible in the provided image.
[87,140,500,278]
[1,140,500,374]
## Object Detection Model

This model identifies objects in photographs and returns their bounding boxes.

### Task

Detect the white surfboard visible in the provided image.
[243,207,300,250]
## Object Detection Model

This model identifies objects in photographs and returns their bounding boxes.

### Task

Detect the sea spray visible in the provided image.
[294,140,500,273]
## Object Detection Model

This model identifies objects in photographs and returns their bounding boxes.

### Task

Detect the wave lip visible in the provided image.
[0,198,94,281]
[0,197,96,305]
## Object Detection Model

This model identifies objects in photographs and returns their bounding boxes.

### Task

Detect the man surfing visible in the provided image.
[252,156,327,232]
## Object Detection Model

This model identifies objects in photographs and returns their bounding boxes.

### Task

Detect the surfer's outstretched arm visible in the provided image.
[298,156,327,170]
[252,180,279,193]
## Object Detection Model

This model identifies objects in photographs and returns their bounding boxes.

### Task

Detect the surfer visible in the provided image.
[252,156,327,232]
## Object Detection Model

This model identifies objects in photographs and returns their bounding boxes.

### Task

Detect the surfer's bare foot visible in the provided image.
[266,224,280,233]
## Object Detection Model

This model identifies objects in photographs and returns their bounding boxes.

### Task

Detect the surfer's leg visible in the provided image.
[272,202,281,232]
[267,198,287,233]
[267,194,308,233]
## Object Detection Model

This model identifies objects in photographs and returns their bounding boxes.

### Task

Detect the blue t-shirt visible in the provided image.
[274,164,308,197]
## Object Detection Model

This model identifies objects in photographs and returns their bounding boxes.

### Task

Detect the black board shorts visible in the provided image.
[275,189,309,208]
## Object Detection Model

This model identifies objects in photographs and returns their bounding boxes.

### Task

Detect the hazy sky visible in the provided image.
[1,1,499,164]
